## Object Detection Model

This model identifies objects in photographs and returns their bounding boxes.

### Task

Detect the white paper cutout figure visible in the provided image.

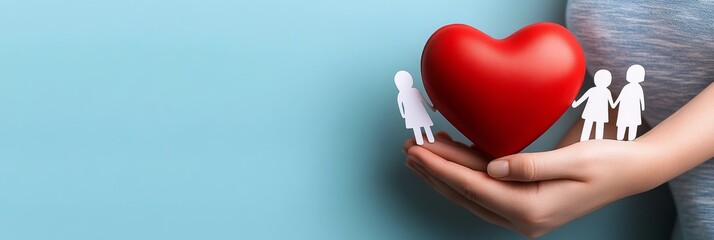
[395,70,436,145]
[572,69,616,142]
[613,64,646,141]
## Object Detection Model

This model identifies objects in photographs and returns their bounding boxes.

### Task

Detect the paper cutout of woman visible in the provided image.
[572,69,616,142]
[613,64,646,141]
[395,70,436,145]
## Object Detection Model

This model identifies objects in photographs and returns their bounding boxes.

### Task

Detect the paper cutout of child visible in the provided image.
[613,64,646,141]
[572,69,615,142]
[395,70,436,145]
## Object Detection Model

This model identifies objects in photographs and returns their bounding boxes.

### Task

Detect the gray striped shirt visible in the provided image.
[567,1,714,239]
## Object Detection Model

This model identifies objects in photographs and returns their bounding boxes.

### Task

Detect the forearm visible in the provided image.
[638,82,714,185]
[556,85,714,192]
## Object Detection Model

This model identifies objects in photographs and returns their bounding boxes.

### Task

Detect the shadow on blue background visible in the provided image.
[0,0,674,239]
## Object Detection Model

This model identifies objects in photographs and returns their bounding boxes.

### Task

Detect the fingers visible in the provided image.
[435,131,452,141]
[407,146,517,214]
[404,131,585,182]
[403,131,490,171]
[487,145,586,182]
[404,131,455,152]
[406,158,513,228]
[403,131,448,152]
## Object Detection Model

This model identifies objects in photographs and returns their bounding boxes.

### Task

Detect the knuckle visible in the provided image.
[460,183,480,201]
[515,156,538,181]
[513,202,556,238]
[521,211,546,226]
[516,202,550,226]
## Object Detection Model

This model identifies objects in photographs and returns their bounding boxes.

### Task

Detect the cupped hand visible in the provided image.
[403,132,660,238]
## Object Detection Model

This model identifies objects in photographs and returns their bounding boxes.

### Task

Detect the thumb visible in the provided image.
[486,148,583,182]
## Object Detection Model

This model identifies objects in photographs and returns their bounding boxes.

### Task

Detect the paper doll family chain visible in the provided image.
[394,65,644,145]
[572,64,646,142]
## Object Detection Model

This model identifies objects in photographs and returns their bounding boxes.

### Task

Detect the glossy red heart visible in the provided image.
[421,22,585,158]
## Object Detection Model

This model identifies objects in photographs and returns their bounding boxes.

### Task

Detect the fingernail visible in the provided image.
[488,160,509,178]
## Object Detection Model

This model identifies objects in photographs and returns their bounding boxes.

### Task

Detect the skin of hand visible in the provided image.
[403,83,714,237]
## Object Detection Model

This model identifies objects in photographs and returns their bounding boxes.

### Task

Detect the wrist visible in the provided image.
[629,139,674,193]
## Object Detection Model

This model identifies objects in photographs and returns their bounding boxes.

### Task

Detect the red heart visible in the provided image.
[421,23,585,158]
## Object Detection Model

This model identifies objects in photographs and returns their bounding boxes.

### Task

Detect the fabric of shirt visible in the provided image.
[566,1,714,239]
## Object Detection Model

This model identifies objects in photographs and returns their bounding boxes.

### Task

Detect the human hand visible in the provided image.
[403,132,661,237]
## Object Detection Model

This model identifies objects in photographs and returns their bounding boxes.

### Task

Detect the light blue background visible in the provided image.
[0,0,675,239]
